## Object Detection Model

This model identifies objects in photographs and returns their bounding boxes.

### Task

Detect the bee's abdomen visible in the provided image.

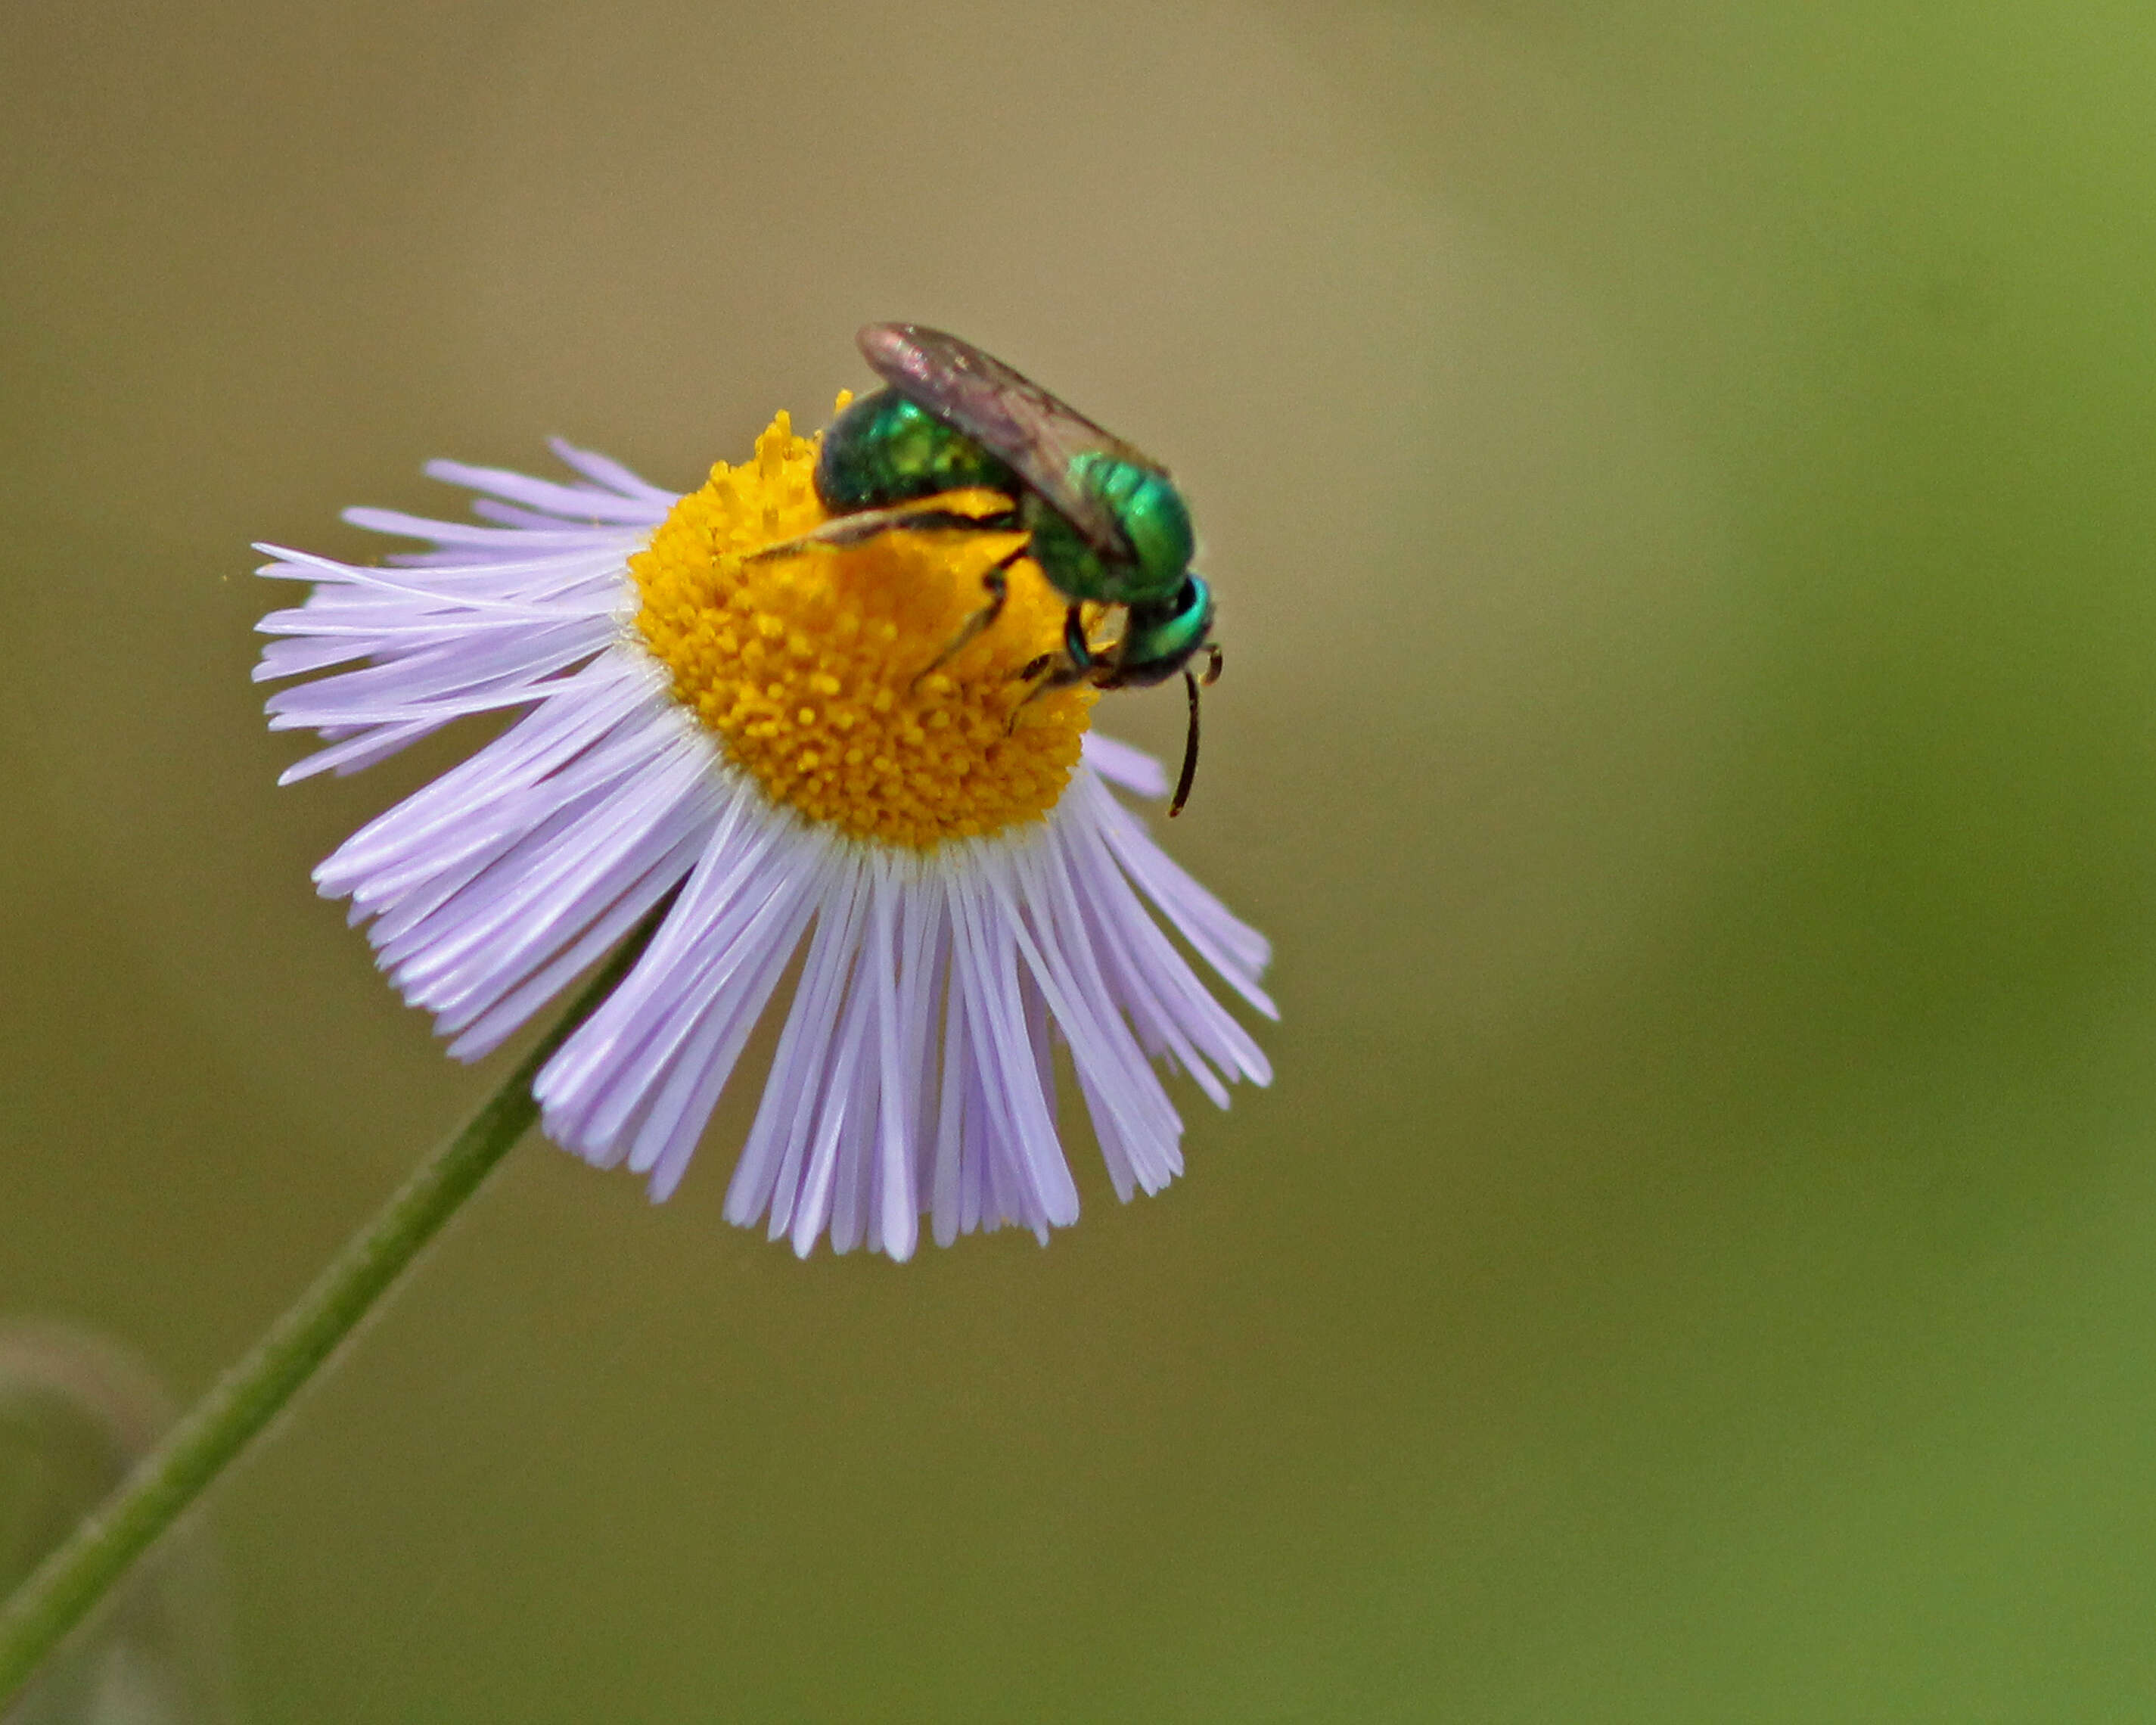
[815,389,1019,514]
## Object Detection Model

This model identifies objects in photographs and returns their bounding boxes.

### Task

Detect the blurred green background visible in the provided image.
[8,1,2156,1717]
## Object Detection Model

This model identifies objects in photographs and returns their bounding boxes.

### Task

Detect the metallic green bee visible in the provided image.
[757,323,1223,815]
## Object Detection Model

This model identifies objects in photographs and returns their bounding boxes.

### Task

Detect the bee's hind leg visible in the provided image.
[748,502,1018,562]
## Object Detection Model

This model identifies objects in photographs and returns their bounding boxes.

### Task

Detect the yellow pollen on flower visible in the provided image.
[629,406,1096,848]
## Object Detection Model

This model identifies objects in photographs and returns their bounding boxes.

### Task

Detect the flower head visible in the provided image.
[256,406,1274,1258]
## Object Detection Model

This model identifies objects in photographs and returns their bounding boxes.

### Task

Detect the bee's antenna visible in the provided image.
[1169,667,1203,818]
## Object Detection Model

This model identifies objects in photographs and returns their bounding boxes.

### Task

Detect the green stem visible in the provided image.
[0,918,661,1706]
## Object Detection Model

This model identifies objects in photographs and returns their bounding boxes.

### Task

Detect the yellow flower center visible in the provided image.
[629,405,1095,849]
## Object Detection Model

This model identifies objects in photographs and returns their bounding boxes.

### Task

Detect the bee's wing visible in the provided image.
[859,323,1160,561]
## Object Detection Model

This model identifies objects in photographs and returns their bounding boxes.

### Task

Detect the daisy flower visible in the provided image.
[255,405,1275,1260]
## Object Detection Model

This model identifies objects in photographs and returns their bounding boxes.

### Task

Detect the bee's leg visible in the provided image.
[1007,606,1104,732]
[1017,605,1099,685]
[1061,604,1095,677]
[911,545,1030,689]
[749,503,1020,561]
[1004,668,1061,731]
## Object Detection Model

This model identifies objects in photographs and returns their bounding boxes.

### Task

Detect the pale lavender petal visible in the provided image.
[870,854,921,1262]
[1083,774,1278,1018]
[789,891,883,1257]
[1080,732,1170,799]
[729,854,871,1239]
[424,458,673,524]
[548,437,681,503]
[948,866,1079,1231]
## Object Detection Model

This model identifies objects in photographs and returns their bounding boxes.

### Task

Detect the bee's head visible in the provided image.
[1110,575,1214,688]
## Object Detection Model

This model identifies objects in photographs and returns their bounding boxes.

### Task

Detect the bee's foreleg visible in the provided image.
[1061,604,1095,677]
[911,544,1028,690]
[1005,607,1102,732]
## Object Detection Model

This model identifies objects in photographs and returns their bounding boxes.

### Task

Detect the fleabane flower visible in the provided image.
[256,408,1275,1259]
